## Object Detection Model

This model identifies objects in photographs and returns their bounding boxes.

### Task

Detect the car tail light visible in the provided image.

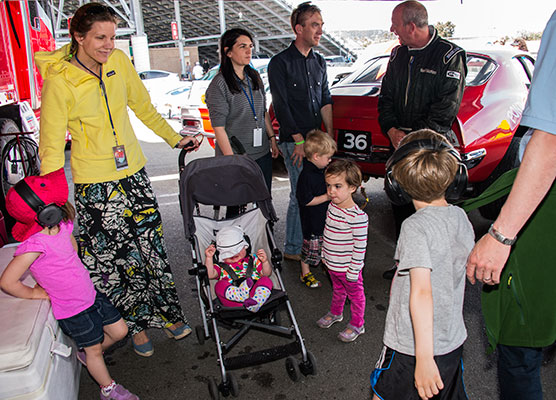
[199,108,214,134]
[183,119,201,128]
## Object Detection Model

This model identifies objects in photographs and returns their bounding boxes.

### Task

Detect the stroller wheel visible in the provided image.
[269,309,282,326]
[285,356,301,382]
[195,325,206,345]
[300,351,318,376]
[208,377,220,400]
[225,372,239,397]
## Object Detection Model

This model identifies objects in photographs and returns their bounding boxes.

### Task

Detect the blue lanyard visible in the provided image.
[74,54,119,145]
[237,75,258,123]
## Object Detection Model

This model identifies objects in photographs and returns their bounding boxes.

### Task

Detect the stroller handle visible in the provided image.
[178,146,194,171]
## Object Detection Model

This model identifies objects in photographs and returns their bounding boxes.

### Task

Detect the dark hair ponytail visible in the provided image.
[69,2,118,55]
[219,28,262,94]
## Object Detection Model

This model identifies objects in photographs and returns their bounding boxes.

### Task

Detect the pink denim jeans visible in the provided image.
[328,270,365,328]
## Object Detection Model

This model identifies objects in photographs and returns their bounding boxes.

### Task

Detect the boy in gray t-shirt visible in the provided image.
[371,129,474,400]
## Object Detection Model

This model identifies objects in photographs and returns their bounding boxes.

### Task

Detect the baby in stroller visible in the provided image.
[204,226,273,313]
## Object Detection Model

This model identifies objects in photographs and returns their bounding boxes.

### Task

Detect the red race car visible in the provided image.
[331,48,534,218]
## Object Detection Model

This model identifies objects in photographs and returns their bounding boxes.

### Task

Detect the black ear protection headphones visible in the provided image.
[14,180,65,228]
[384,139,468,206]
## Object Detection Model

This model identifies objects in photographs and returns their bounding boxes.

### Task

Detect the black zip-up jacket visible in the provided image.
[378,27,467,136]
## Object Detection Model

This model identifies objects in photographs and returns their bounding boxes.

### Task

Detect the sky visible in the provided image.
[310,0,554,39]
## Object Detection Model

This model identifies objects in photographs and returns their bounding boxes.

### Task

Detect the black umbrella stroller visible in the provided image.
[178,152,316,399]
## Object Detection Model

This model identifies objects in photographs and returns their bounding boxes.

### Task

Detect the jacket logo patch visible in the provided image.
[446,70,461,80]
[444,47,463,63]
[420,68,437,75]
[106,70,116,77]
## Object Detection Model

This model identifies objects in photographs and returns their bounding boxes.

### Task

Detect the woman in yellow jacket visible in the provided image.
[35,3,198,357]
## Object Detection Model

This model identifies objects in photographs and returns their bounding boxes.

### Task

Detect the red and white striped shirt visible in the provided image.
[322,202,368,281]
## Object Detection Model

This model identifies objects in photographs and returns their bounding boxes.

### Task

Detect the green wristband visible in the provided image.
[295,140,305,145]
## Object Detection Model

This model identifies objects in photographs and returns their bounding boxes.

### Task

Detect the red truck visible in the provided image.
[0,0,55,225]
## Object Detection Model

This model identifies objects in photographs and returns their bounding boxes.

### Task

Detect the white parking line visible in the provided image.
[150,174,179,182]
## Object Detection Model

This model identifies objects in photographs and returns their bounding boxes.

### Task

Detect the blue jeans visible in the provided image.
[279,142,303,255]
[498,344,543,400]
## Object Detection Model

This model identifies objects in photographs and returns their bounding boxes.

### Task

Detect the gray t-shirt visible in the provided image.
[383,205,474,356]
[205,72,270,160]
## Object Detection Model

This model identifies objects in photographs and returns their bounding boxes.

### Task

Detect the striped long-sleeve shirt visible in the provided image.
[322,202,369,281]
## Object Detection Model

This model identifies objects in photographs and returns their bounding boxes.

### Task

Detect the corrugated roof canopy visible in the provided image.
[52,0,353,64]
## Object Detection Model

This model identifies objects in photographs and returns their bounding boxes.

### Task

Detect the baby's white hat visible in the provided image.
[216,225,247,262]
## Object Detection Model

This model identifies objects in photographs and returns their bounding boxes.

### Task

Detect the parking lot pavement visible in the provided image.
[75,137,555,400]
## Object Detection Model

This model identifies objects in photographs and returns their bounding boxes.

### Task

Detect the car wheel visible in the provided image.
[478,135,522,220]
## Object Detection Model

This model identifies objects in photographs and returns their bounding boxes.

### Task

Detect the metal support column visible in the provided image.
[218,0,225,34]
[174,0,186,78]
[130,0,150,71]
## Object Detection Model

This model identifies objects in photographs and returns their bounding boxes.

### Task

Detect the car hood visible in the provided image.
[331,84,380,97]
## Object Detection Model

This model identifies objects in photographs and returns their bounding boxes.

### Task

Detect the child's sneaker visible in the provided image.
[100,384,139,400]
[338,324,365,342]
[316,312,343,328]
[300,272,321,288]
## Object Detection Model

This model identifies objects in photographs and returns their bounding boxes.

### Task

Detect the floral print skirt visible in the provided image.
[75,168,186,335]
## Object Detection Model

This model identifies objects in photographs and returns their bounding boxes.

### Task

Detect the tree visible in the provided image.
[435,21,455,38]
[517,30,543,41]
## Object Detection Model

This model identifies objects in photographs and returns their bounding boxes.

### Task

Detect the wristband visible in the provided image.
[295,140,305,145]
[487,224,517,246]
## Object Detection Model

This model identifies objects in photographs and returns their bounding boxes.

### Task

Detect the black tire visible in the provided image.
[300,351,317,376]
[1,136,40,196]
[0,119,19,152]
[226,372,239,397]
[195,325,206,345]
[478,136,522,220]
[208,377,220,400]
[285,356,301,382]
[0,119,38,236]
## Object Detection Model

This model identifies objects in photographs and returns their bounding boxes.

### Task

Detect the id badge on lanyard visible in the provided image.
[253,128,262,147]
[239,76,262,147]
[113,145,129,170]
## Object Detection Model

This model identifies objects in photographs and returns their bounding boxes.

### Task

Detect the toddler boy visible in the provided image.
[295,130,337,288]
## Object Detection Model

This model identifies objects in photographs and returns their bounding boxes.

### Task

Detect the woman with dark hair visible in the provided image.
[34,2,198,358]
[205,28,279,194]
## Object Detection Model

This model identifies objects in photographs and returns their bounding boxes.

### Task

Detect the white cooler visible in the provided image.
[0,244,81,400]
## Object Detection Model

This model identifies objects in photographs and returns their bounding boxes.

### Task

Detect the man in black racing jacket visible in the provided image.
[379,0,467,279]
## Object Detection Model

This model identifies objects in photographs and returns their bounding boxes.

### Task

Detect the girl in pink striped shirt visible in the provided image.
[317,160,368,342]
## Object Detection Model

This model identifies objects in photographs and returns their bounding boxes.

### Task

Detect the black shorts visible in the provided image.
[370,345,468,400]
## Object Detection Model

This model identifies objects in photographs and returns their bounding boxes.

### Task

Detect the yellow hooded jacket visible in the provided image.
[35,44,182,184]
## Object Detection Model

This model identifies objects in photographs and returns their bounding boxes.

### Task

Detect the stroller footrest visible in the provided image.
[223,341,301,370]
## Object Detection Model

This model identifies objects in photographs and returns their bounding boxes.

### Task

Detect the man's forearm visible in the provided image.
[321,104,333,135]
[494,130,556,239]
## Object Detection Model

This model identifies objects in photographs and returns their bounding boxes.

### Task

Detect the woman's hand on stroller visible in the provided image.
[176,134,201,151]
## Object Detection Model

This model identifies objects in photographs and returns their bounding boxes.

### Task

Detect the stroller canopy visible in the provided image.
[179,155,277,238]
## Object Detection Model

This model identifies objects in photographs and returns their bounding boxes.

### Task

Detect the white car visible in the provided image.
[152,84,192,119]
[180,59,271,141]
[138,70,181,98]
